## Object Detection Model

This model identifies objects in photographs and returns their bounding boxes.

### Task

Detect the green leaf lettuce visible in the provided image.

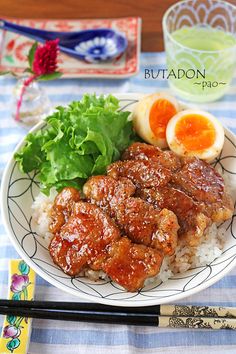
[14,94,137,194]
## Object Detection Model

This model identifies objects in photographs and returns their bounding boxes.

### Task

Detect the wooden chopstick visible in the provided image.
[0,300,236,329]
[0,300,235,318]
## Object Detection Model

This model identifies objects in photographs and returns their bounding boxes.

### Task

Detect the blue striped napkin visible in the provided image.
[0,52,236,354]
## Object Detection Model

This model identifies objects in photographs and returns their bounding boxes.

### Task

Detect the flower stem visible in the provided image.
[23,286,28,300]
[15,75,36,121]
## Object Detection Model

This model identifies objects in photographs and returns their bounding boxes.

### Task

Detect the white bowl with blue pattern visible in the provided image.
[1,93,236,307]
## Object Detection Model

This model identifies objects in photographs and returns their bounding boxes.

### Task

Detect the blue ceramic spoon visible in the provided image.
[0,19,128,62]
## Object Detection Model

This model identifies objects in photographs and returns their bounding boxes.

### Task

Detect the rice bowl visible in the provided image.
[1,93,236,306]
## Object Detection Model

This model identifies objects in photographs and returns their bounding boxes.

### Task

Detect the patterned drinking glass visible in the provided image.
[163,0,236,102]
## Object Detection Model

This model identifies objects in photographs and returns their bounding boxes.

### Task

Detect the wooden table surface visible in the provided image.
[0,0,235,52]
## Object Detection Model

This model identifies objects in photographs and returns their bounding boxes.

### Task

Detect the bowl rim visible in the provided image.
[1,92,236,307]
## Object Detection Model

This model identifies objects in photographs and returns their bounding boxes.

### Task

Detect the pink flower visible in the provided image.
[32,39,59,76]
[15,39,61,121]
[3,325,21,339]
[10,274,29,293]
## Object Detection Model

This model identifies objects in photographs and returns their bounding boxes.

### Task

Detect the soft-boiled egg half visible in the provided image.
[132,93,180,148]
[166,109,225,162]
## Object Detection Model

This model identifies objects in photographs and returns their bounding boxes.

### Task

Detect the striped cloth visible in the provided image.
[0,52,236,354]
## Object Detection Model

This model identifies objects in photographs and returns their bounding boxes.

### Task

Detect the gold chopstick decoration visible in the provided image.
[159,315,236,330]
[159,304,236,318]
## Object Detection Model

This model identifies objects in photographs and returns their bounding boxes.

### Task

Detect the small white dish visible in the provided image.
[1,93,236,307]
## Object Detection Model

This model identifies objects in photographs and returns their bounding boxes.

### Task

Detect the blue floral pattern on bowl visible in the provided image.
[74,30,127,62]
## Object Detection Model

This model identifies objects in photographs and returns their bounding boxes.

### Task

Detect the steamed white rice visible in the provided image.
[31,168,230,284]
[31,189,56,245]
[156,223,226,283]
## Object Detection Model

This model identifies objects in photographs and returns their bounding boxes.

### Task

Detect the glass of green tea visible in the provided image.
[163,0,236,102]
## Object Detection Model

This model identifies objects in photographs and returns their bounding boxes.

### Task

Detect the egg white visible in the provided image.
[132,93,180,148]
[166,109,225,162]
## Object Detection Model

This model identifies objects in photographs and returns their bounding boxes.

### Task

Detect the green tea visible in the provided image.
[166,26,236,102]
[172,26,236,51]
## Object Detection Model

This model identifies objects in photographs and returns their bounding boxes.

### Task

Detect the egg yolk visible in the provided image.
[149,99,177,139]
[175,114,216,151]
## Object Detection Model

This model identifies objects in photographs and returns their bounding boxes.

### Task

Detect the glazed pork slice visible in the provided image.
[84,175,179,255]
[83,175,136,218]
[49,201,121,275]
[122,143,234,223]
[103,237,164,292]
[49,199,164,292]
[107,159,171,189]
[49,187,81,234]
[114,197,179,255]
[139,186,210,247]
[106,155,209,246]
[119,143,234,245]
[173,157,224,204]
[122,142,181,172]
[172,157,234,223]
